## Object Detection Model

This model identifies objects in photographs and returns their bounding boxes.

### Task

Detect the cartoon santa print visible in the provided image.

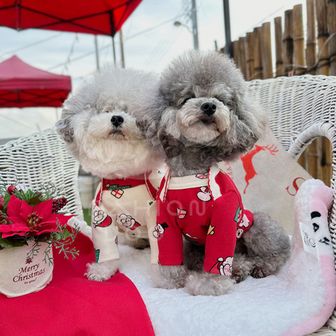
[176,208,187,219]
[236,228,244,238]
[239,214,251,228]
[197,186,212,202]
[207,225,215,236]
[195,173,208,179]
[153,223,168,239]
[92,207,113,228]
[116,214,141,231]
[210,257,234,276]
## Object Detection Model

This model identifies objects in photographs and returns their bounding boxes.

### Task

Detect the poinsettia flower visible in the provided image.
[0,195,71,239]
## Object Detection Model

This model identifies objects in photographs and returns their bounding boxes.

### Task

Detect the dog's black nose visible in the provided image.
[201,102,216,116]
[111,115,124,127]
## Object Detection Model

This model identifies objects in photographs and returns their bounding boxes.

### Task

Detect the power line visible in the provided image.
[0,32,64,59]
[47,13,187,71]
[0,113,34,129]
[125,14,185,40]
[62,34,79,73]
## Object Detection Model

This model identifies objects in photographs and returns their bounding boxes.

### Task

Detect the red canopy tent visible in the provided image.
[0,0,142,36]
[0,55,71,107]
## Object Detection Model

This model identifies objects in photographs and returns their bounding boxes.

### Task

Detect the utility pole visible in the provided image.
[119,28,125,68]
[94,35,100,71]
[223,0,232,57]
[190,0,199,50]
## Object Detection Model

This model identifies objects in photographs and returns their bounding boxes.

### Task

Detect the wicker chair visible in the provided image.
[0,130,82,218]
[0,75,335,334]
[248,75,336,335]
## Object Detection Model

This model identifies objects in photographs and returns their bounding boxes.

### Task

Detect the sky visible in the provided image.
[0,0,305,140]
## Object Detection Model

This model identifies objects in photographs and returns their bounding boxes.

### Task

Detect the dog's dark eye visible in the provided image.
[214,96,226,104]
[180,94,195,106]
[226,101,234,109]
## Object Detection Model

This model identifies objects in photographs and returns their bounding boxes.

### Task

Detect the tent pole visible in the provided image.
[94,35,100,71]
[112,37,117,66]
[109,11,117,66]
[119,28,125,68]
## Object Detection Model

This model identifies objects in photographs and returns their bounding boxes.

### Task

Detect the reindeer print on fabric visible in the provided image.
[241,144,279,193]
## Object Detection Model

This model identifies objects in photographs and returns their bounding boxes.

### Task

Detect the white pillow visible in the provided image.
[220,127,311,234]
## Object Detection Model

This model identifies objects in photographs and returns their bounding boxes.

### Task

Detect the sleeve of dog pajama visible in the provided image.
[156,199,184,266]
[204,191,240,276]
[91,200,119,263]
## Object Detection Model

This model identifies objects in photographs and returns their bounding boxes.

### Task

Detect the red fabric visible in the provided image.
[156,172,253,275]
[0,0,142,36]
[0,232,155,336]
[0,55,71,107]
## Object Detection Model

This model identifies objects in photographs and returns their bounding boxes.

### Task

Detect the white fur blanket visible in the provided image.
[74,179,336,336]
[116,179,336,336]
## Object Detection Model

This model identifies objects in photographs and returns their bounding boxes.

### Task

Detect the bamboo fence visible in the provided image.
[229,0,336,185]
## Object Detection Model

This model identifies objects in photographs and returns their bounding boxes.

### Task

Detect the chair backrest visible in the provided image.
[248,74,336,265]
[248,75,336,151]
[0,129,82,217]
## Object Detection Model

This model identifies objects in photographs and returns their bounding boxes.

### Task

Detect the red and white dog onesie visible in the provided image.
[154,165,254,276]
[92,173,161,264]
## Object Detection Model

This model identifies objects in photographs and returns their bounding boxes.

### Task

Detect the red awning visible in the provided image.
[0,0,142,36]
[0,55,71,108]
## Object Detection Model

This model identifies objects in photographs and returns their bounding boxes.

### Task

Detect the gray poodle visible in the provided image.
[151,51,291,296]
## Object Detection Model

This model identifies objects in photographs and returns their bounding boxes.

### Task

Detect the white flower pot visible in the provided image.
[0,239,53,298]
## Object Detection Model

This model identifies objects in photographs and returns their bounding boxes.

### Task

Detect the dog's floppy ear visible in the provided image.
[158,130,183,158]
[55,112,74,143]
[136,118,157,139]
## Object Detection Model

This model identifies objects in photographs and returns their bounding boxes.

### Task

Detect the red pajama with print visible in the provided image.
[155,170,253,276]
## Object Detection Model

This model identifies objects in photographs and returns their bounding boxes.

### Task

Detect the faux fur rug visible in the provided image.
[117,180,336,336]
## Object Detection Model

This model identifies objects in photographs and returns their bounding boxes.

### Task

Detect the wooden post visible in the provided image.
[253,27,263,79]
[283,10,294,75]
[316,0,331,185]
[303,0,319,177]
[246,32,254,80]
[306,0,317,74]
[316,0,329,75]
[328,0,336,75]
[293,5,306,75]
[260,22,273,78]
[274,16,284,77]
[233,40,240,68]
[239,37,247,78]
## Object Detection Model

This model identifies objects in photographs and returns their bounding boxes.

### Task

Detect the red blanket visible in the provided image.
[0,232,155,336]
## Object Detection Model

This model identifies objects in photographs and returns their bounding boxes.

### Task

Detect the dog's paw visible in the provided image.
[232,267,250,283]
[85,260,119,281]
[232,254,254,283]
[251,263,277,279]
[151,265,188,289]
[185,272,235,296]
